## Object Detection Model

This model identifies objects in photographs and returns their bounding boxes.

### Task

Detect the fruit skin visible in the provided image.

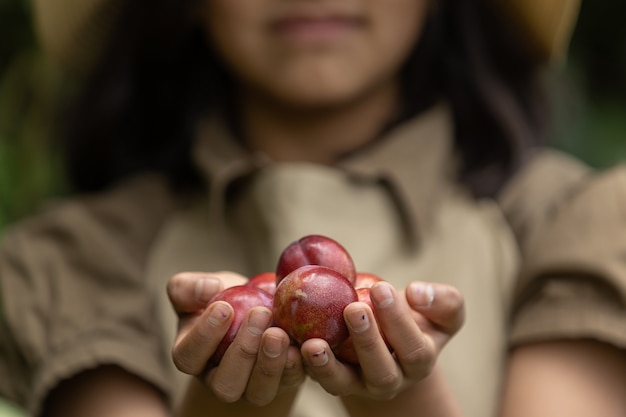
[246,272,277,295]
[275,235,356,286]
[273,265,358,349]
[354,272,383,289]
[208,285,274,364]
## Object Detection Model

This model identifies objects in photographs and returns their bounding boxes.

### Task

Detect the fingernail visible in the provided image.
[208,301,232,326]
[195,277,221,303]
[370,283,394,308]
[248,308,271,336]
[346,308,370,333]
[410,283,435,308]
[309,349,328,367]
[263,334,285,358]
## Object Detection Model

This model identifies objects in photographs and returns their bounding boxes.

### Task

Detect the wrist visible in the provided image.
[341,365,464,417]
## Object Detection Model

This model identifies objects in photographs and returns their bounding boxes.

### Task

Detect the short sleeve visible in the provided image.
[507,163,626,349]
[498,148,591,253]
[0,174,178,415]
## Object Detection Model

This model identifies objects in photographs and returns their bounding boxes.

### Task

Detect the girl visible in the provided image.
[2,0,626,416]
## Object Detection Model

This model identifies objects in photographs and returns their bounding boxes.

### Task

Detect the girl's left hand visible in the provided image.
[301,281,465,400]
[167,272,305,406]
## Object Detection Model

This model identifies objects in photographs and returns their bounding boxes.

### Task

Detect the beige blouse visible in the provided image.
[1,105,625,416]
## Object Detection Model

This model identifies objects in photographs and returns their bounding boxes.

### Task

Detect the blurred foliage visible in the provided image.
[0,53,67,231]
[1,1,65,411]
[0,0,35,71]
[551,0,626,168]
[0,0,67,234]
[0,399,23,417]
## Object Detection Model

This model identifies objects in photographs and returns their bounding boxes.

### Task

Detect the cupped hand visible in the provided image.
[166,272,305,406]
[302,281,464,400]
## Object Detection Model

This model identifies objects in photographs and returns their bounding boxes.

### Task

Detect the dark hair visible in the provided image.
[61,0,548,197]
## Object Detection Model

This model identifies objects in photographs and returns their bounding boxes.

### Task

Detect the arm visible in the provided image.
[43,365,170,417]
[341,365,463,417]
[500,339,626,417]
[177,377,298,417]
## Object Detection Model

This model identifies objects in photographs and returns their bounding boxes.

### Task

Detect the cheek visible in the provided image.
[370,0,431,71]
[203,2,263,72]
[200,0,431,107]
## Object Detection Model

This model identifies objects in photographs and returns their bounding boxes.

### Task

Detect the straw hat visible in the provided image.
[30,0,581,74]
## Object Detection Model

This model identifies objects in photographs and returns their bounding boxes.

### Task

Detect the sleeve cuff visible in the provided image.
[510,276,626,350]
[30,331,174,416]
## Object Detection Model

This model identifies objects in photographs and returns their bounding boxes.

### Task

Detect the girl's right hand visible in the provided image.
[302,281,465,401]
[166,272,306,406]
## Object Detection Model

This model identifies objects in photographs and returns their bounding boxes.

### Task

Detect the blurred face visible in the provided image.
[203,0,431,109]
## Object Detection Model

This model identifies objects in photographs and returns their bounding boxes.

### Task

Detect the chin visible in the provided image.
[279,92,355,110]
[269,80,367,111]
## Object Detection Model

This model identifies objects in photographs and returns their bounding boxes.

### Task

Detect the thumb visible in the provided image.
[405,282,465,337]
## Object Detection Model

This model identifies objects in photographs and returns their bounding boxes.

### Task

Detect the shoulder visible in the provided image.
[512,159,626,286]
[498,147,626,260]
[1,173,181,267]
[499,150,626,349]
[497,147,592,251]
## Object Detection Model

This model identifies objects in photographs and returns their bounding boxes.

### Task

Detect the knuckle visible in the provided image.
[368,372,401,396]
[281,371,305,390]
[245,394,271,407]
[308,365,335,381]
[257,363,283,378]
[399,340,434,368]
[385,305,409,327]
[375,309,405,335]
[210,381,242,403]
[281,363,305,388]
[320,382,350,397]
[353,332,382,353]
[235,341,261,361]
[172,349,199,375]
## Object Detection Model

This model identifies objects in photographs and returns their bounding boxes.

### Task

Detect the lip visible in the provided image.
[271,17,361,43]
[268,7,364,44]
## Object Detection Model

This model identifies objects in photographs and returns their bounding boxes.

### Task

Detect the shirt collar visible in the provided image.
[192,102,457,242]
[339,102,457,240]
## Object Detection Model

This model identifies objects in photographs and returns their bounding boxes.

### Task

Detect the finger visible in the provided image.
[301,339,364,397]
[280,345,306,393]
[207,307,273,403]
[172,300,234,375]
[406,282,465,347]
[370,282,435,379]
[167,271,249,314]
[244,327,290,406]
[214,270,250,288]
[167,272,224,314]
[343,302,403,397]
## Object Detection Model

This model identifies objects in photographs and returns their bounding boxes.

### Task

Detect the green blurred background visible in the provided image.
[0,0,625,415]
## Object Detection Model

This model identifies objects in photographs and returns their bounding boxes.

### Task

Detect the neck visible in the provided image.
[237,83,400,164]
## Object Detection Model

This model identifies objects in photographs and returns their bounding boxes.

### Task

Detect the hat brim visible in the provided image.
[492,0,581,64]
[31,0,581,73]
